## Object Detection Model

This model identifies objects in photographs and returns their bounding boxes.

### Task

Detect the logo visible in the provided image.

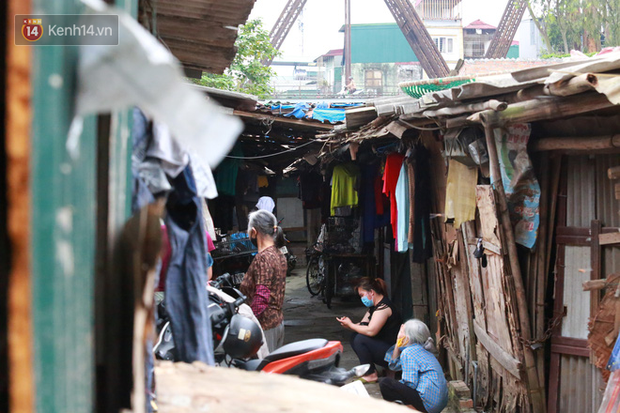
[244,330,252,342]
[22,18,43,42]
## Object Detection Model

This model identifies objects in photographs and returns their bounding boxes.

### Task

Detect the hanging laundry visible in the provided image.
[258,175,269,188]
[382,153,405,240]
[361,163,390,244]
[445,159,478,228]
[412,146,433,263]
[330,163,360,215]
[407,159,416,245]
[165,166,214,364]
[298,172,322,209]
[395,162,410,253]
[215,149,241,197]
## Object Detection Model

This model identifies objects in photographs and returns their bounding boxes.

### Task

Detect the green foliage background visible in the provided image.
[194,19,280,99]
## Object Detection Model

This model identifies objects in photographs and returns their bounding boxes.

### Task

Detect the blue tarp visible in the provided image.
[311,108,346,123]
[270,104,296,110]
[282,102,310,119]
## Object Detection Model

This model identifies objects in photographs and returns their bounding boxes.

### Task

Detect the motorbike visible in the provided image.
[154,273,368,386]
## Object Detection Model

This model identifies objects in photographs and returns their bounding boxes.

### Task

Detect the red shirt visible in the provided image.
[383,153,405,240]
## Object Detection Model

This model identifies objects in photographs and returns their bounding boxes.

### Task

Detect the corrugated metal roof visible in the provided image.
[156,0,257,74]
[561,246,591,339]
[464,19,496,30]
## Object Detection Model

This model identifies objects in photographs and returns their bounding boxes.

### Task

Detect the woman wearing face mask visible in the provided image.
[240,210,288,352]
[336,277,402,383]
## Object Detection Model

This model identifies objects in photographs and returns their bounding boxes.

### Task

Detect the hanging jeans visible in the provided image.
[165,167,214,365]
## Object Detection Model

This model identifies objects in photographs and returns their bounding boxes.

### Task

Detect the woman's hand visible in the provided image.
[336,316,353,330]
[396,324,409,348]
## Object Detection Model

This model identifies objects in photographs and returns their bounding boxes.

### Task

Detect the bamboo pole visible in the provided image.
[534,154,550,390]
[482,121,546,413]
[471,91,615,126]
[423,99,507,118]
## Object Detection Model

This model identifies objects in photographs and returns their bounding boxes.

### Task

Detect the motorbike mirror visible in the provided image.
[353,364,371,377]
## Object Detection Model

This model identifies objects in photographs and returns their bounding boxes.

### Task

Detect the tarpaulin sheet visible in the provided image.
[494,123,540,249]
[311,108,346,123]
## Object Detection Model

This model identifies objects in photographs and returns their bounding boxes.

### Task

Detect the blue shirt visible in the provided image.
[385,344,448,413]
[394,162,410,253]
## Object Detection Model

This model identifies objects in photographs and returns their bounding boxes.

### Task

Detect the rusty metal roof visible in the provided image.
[156,0,257,74]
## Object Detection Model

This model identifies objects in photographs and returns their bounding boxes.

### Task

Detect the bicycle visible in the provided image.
[305,242,325,296]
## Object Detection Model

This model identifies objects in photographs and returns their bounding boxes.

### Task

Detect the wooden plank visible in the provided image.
[609,165,620,180]
[600,231,620,246]
[530,135,620,152]
[483,124,545,412]
[233,110,334,130]
[7,0,34,410]
[156,361,419,412]
[591,220,602,321]
[473,322,522,380]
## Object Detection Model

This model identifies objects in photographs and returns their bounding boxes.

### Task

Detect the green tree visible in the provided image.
[194,19,280,99]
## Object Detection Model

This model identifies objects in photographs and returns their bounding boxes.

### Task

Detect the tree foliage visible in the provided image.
[530,0,620,54]
[194,19,280,98]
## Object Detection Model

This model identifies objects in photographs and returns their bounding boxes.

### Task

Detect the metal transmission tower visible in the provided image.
[485,0,527,58]
[262,0,308,66]
[383,0,449,79]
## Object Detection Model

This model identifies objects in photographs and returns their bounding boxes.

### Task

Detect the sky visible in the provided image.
[249,0,516,62]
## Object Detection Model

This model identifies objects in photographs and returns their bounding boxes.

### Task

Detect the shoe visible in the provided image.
[356,377,378,384]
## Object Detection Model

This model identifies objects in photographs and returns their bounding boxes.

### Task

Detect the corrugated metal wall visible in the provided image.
[559,356,605,413]
[557,155,617,413]
[561,246,591,339]
[595,155,620,279]
[566,156,595,228]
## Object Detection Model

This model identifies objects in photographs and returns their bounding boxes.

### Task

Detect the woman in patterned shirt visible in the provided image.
[382,319,448,413]
[240,210,288,352]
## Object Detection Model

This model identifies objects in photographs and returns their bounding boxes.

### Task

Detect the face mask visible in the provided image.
[249,229,258,248]
[361,295,374,307]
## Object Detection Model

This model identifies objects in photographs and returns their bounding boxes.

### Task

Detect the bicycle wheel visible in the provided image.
[306,255,324,296]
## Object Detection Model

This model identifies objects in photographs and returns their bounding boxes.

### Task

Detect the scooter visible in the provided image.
[154,274,368,386]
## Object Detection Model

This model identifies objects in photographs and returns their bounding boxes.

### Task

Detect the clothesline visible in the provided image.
[225,139,323,160]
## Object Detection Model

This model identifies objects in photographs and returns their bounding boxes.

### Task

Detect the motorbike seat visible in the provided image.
[263,338,328,363]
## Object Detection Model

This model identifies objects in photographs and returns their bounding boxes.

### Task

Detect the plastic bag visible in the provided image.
[597,370,620,413]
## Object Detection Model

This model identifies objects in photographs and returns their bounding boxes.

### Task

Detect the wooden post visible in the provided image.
[482,122,546,413]
[7,0,35,410]
[590,220,602,318]
[534,154,550,390]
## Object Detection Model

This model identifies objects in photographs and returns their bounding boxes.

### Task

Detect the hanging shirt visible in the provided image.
[330,163,360,215]
[395,162,410,253]
[383,153,405,240]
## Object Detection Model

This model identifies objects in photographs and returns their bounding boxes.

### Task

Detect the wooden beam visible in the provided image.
[473,322,522,379]
[530,135,620,152]
[591,220,602,322]
[7,0,34,409]
[600,231,620,246]
[483,123,546,412]
[233,110,334,130]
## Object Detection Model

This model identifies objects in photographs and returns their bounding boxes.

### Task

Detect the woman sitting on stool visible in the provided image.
[337,277,401,383]
[381,319,448,413]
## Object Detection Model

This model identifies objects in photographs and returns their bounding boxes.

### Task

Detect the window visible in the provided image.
[365,70,383,88]
[433,36,455,54]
